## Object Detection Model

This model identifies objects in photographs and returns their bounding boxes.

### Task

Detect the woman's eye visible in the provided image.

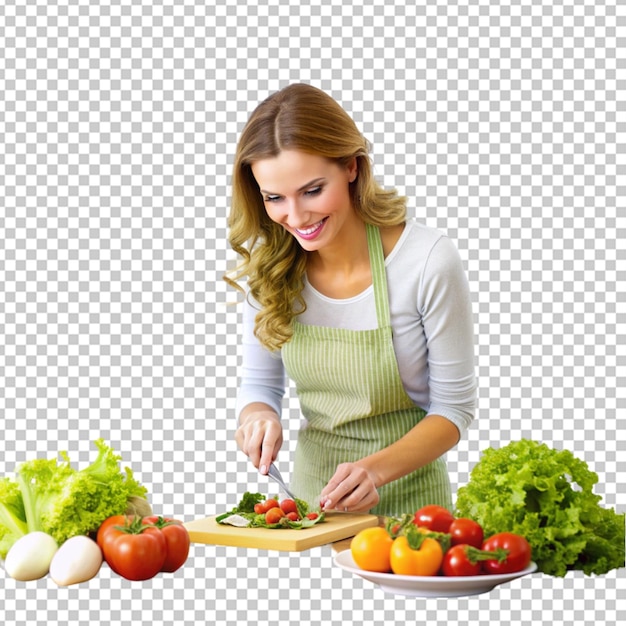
[263,187,322,202]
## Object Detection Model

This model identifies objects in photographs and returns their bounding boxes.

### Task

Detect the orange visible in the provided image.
[350,526,393,573]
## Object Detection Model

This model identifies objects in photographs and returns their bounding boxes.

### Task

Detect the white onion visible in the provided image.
[4,532,58,581]
[49,535,103,586]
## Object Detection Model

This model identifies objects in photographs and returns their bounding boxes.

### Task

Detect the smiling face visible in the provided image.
[251,150,359,253]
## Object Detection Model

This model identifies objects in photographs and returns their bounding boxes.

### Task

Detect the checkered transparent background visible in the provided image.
[1,0,623,624]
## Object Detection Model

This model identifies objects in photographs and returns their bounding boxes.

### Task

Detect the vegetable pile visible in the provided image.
[216,492,325,529]
[454,439,625,577]
[1,440,191,585]
[351,504,532,577]
[0,439,149,559]
[2,513,190,585]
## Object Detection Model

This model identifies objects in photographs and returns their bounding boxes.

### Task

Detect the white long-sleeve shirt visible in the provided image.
[235,219,477,437]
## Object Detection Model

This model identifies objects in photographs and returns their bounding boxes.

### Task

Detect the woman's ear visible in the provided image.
[347,157,358,183]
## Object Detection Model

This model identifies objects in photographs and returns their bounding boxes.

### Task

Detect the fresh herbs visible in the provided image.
[232,491,264,514]
[454,439,625,577]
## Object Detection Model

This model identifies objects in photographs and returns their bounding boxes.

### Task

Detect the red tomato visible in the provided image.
[449,518,484,549]
[441,544,483,577]
[285,512,300,521]
[261,499,279,514]
[280,499,298,515]
[254,503,265,514]
[306,512,319,520]
[143,516,191,573]
[413,505,455,533]
[265,507,285,525]
[101,517,167,581]
[96,515,133,551]
[481,532,532,574]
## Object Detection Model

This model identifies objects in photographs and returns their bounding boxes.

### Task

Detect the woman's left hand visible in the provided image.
[319,462,380,513]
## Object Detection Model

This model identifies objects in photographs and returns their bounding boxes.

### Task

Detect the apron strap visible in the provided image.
[365,223,391,329]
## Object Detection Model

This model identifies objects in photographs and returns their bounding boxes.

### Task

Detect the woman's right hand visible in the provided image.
[234,403,283,474]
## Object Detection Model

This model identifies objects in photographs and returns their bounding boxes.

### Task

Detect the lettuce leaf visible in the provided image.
[454,439,625,577]
[0,439,147,558]
[0,477,28,557]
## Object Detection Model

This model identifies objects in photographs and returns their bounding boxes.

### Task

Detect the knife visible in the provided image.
[267,463,298,501]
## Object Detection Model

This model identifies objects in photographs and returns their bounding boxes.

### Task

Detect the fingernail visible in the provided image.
[260,465,267,474]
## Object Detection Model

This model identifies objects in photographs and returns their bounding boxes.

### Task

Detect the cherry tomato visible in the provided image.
[413,505,455,533]
[265,507,285,525]
[441,544,482,576]
[280,499,298,515]
[285,511,300,521]
[449,518,484,549]
[100,516,166,581]
[254,503,265,514]
[143,516,191,573]
[306,512,319,520]
[262,499,279,513]
[481,532,532,574]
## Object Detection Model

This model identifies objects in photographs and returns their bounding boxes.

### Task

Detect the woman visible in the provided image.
[226,84,476,516]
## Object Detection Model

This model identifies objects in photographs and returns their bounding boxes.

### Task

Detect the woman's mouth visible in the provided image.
[294,217,328,241]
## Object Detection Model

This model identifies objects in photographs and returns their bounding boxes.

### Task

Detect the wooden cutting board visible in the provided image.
[184,512,379,552]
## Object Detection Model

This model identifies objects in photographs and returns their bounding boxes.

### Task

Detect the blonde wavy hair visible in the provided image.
[226,83,407,351]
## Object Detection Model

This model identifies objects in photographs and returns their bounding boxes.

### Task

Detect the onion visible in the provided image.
[49,535,103,586]
[4,532,58,581]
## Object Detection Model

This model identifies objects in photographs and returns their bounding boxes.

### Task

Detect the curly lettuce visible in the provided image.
[0,477,28,557]
[454,439,625,577]
[0,439,148,558]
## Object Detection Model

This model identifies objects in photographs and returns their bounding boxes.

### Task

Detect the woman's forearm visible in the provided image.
[356,414,460,488]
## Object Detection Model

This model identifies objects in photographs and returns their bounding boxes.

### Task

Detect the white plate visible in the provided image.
[334,550,538,597]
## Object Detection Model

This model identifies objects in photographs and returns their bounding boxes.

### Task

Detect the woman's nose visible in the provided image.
[284,199,309,227]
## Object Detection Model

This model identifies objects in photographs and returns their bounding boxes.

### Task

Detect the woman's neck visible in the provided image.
[305,221,371,298]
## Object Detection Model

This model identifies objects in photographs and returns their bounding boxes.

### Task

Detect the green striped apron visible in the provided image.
[281,223,452,516]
